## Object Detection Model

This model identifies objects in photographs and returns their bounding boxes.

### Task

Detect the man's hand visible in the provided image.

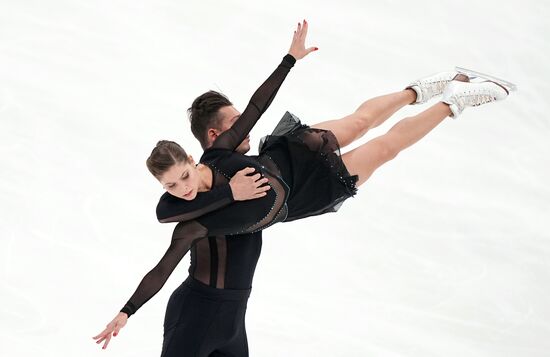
[288,19,317,60]
[229,167,271,201]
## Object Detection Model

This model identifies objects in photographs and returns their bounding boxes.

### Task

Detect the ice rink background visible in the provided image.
[1,0,549,356]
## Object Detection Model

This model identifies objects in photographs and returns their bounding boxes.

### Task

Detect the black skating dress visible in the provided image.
[120,53,358,324]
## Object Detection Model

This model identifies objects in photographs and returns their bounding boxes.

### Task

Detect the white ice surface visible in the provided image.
[1,0,550,356]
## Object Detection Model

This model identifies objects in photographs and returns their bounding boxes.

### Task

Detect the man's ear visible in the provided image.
[188,155,195,165]
[207,127,219,145]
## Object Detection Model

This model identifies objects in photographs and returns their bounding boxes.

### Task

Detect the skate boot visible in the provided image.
[441,80,509,118]
[406,71,464,104]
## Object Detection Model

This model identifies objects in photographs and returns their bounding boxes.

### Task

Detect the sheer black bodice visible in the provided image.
[120,54,296,317]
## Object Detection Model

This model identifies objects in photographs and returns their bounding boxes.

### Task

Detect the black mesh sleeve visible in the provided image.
[156,184,234,223]
[121,187,281,317]
[120,221,208,317]
[210,54,296,151]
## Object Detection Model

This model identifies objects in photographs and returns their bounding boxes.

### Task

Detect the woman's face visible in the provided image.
[159,159,201,200]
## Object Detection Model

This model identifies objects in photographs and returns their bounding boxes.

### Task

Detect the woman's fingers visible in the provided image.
[102,334,112,350]
[93,315,127,349]
[93,323,115,348]
[306,46,318,55]
[301,19,308,39]
[93,327,110,340]
[295,21,304,38]
[92,331,104,340]
[113,323,122,337]
[288,20,315,60]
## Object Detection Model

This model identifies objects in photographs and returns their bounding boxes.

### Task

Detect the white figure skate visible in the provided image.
[441,79,510,118]
[455,67,517,92]
[406,71,459,104]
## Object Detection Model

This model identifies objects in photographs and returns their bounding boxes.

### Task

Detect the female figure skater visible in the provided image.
[94,20,514,356]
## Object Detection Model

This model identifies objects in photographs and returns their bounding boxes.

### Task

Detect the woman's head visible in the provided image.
[146,140,201,200]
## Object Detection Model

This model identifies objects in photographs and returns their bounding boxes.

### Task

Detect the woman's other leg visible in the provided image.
[311,72,469,149]
[311,89,416,149]
[342,102,452,187]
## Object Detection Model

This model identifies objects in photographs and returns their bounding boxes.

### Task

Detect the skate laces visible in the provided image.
[423,76,452,94]
[451,83,500,111]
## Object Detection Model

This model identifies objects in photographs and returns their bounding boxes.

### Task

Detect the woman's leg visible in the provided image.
[342,102,452,187]
[311,89,416,149]
[311,73,470,149]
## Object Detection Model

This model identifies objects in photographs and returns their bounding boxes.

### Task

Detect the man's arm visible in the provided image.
[157,167,270,223]
[156,185,234,223]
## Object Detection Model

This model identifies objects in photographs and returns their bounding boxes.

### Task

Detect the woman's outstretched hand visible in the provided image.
[93,312,128,350]
[288,19,317,60]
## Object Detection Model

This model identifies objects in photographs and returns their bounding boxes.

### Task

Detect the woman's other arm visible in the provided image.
[210,20,317,151]
[93,220,207,350]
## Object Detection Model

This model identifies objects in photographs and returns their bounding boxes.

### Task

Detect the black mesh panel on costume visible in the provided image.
[187,170,231,288]
[190,239,210,285]
[215,236,227,289]
[245,157,288,232]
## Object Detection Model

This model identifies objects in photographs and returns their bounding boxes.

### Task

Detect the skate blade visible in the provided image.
[455,67,517,92]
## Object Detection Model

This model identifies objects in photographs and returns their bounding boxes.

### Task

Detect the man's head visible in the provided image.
[188,90,251,153]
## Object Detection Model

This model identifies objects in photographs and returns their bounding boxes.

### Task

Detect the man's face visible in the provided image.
[213,105,251,154]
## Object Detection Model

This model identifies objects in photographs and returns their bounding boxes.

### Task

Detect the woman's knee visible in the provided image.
[350,112,374,135]
[372,136,399,163]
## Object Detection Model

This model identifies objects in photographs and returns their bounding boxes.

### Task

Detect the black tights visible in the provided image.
[161,276,251,357]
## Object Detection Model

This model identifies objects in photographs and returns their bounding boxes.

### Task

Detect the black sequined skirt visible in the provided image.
[259,111,358,222]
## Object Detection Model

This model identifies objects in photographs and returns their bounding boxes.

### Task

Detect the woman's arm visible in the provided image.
[93,220,208,350]
[95,182,279,352]
[209,54,295,151]
[120,190,273,318]
[120,220,208,317]
[210,20,316,151]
